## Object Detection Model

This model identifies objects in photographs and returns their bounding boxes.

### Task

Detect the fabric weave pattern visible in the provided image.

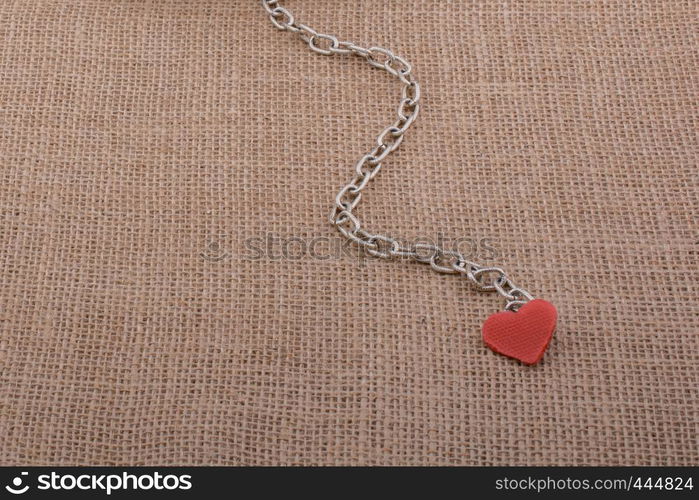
[0,0,696,465]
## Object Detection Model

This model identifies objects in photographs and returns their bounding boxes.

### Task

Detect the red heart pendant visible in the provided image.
[482,299,557,365]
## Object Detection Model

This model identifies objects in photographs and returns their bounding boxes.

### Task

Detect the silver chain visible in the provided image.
[261,0,534,311]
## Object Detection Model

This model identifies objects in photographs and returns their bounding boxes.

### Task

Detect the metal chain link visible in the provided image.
[261,0,534,311]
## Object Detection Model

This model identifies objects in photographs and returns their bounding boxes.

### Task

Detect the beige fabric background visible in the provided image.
[0,0,697,466]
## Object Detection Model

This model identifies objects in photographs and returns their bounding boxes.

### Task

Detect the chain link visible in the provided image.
[262,1,534,310]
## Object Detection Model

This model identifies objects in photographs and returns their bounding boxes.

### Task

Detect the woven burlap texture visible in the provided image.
[0,0,697,466]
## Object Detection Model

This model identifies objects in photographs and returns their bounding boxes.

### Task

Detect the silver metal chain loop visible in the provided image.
[262,1,534,310]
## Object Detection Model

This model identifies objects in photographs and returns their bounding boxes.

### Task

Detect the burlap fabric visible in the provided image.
[0,0,696,466]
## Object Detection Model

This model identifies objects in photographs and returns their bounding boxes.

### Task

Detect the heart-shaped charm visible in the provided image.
[482,299,557,365]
